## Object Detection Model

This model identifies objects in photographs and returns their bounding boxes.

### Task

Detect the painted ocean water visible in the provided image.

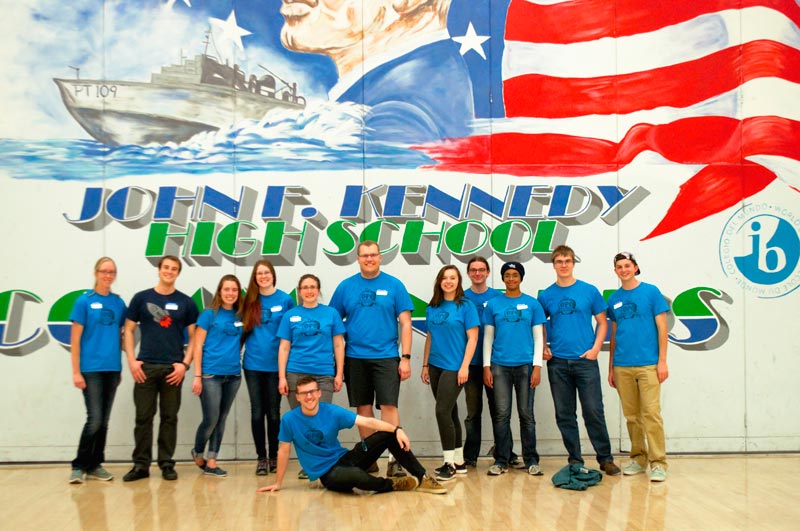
[0,102,434,181]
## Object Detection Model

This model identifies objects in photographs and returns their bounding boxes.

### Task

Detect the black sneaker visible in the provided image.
[256,459,269,476]
[464,459,478,468]
[123,467,149,482]
[455,463,468,475]
[162,467,178,481]
[269,458,278,473]
[435,463,457,482]
[386,461,407,478]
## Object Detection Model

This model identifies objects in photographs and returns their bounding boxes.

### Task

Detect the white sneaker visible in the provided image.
[623,461,646,475]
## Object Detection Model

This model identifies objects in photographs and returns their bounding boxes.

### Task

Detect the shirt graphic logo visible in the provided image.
[146,302,172,328]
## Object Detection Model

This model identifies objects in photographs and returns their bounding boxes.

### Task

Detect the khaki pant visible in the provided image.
[613,365,667,469]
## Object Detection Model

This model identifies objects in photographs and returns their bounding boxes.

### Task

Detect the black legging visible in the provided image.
[319,431,427,493]
[429,364,463,451]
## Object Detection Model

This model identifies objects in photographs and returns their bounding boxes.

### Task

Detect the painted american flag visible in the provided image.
[429,0,800,239]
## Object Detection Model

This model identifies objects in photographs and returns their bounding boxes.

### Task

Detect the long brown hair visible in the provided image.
[243,260,276,333]
[208,275,243,316]
[428,265,465,307]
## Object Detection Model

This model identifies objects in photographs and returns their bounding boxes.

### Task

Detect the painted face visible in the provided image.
[158,259,181,285]
[553,255,575,279]
[298,278,320,305]
[440,268,459,296]
[220,280,240,308]
[280,0,391,54]
[467,261,489,286]
[94,261,117,291]
[357,244,382,278]
[614,259,639,281]
[255,264,274,289]
[502,269,522,291]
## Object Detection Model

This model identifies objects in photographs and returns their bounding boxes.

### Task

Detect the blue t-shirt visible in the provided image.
[70,291,127,372]
[538,280,607,360]
[243,290,295,372]
[607,282,670,367]
[278,402,356,481]
[483,294,546,367]
[197,308,242,376]
[463,288,502,366]
[126,288,199,364]
[426,299,480,372]
[329,272,413,359]
[277,305,346,376]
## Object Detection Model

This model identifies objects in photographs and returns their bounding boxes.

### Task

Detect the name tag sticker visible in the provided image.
[516,304,528,310]
[483,302,488,307]
[165,303,178,310]
[90,302,103,309]
[613,302,623,309]
[234,322,243,327]
[376,289,388,296]
[270,305,283,312]
[290,316,302,322]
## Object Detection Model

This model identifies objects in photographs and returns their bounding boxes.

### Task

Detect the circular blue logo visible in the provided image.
[719,204,800,298]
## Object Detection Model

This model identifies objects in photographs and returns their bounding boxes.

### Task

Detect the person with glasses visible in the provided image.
[68,257,127,484]
[608,252,670,482]
[189,275,244,478]
[482,262,546,477]
[242,260,295,476]
[538,246,620,476]
[257,376,445,495]
[421,265,479,481]
[277,274,345,479]
[330,240,414,478]
[122,255,198,482]
[463,257,522,470]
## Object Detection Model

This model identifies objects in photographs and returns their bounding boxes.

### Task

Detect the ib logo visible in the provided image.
[719,203,800,298]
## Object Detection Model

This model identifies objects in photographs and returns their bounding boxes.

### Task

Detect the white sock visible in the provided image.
[454,447,464,465]
[443,450,455,466]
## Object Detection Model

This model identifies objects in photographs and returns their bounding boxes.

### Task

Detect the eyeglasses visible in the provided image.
[296,388,320,397]
[468,268,488,273]
[358,253,380,259]
[96,270,117,275]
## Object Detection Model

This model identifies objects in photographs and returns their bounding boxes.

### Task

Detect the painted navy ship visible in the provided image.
[54,50,306,147]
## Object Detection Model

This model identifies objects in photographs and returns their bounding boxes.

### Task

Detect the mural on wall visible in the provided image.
[2,0,800,459]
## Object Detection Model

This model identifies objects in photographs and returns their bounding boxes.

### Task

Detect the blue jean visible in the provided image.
[194,374,241,459]
[491,363,539,467]
[72,371,120,471]
[547,357,614,465]
[244,369,281,460]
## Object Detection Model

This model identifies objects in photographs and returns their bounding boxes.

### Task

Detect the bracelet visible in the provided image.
[394,426,403,433]
[422,364,429,367]
[180,361,190,369]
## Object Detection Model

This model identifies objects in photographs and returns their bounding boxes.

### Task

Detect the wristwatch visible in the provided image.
[181,361,190,369]
[401,354,411,360]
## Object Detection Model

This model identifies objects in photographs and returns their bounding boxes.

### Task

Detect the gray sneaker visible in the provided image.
[623,461,647,476]
[69,469,84,484]
[650,465,667,482]
[386,461,407,477]
[487,464,507,476]
[527,464,543,476]
[87,467,113,481]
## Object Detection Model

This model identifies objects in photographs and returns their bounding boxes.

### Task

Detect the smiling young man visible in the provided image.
[538,246,620,476]
[122,255,198,482]
[330,240,414,477]
[607,252,670,482]
[257,376,445,495]
[482,262,546,477]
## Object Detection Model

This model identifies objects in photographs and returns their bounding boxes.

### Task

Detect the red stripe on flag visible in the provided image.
[418,116,800,172]
[503,40,800,118]
[505,0,800,44]
[643,164,778,239]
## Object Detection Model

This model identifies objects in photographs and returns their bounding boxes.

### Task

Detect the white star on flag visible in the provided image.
[209,10,252,52]
[452,22,490,60]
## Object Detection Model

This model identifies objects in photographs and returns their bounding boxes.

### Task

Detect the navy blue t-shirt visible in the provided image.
[127,288,199,364]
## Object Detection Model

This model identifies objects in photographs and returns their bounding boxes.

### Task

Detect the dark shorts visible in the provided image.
[344,357,400,408]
